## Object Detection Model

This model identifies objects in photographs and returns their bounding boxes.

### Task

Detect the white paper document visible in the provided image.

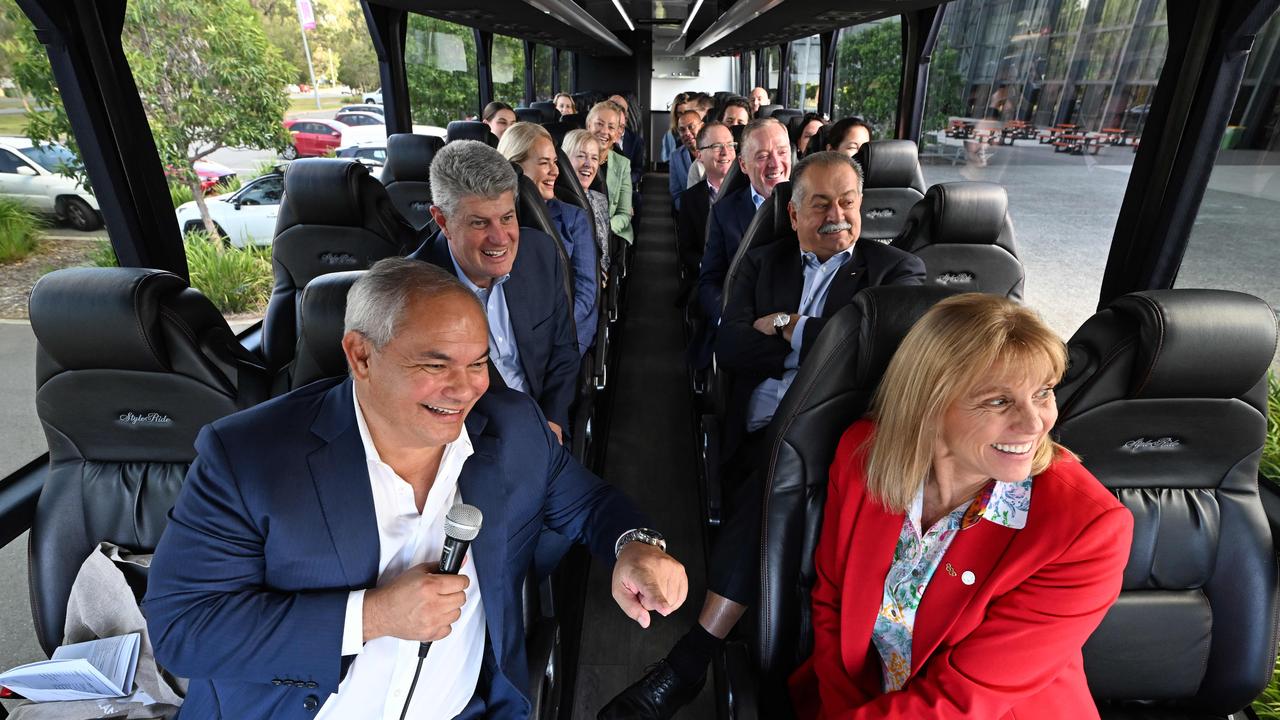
[0,633,140,702]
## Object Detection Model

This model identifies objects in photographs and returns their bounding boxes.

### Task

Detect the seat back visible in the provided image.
[753,285,960,709]
[515,107,546,124]
[263,158,419,372]
[28,267,270,654]
[890,181,1024,300]
[1054,289,1279,714]
[543,120,577,147]
[853,140,926,244]
[530,100,557,118]
[381,133,444,231]
[447,120,498,147]
[770,108,803,128]
[291,271,363,390]
[721,181,793,314]
[758,104,783,118]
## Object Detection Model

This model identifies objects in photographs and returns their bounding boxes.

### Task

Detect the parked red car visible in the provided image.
[281,118,346,159]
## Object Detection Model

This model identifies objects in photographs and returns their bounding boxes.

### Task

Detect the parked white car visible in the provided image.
[0,136,101,230]
[174,168,285,248]
[362,88,383,105]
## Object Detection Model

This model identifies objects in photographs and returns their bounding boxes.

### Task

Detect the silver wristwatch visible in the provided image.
[614,528,667,558]
[772,312,791,336]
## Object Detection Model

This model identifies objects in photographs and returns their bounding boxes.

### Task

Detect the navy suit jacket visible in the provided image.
[675,180,713,307]
[715,237,926,457]
[409,229,578,431]
[689,185,758,369]
[144,378,645,720]
[547,198,599,355]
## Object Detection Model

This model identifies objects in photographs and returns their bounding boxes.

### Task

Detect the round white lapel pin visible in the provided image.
[961,570,976,586]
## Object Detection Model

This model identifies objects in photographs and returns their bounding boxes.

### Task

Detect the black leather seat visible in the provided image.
[890,181,1024,300]
[732,285,960,716]
[852,140,926,244]
[380,133,444,231]
[770,108,803,128]
[262,158,419,374]
[530,100,557,119]
[1054,289,1279,719]
[515,107,545,124]
[757,104,783,118]
[27,267,270,655]
[446,120,498,147]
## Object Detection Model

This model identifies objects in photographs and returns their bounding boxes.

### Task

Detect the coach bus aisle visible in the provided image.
[572,174,715,718]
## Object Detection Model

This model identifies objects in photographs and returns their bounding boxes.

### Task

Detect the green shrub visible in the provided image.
[183,231,271,314]
[1263,371,1280,482]
[1256,653,1280,718]
[0,197,45,263]
[88,239,118,267]
[210,174,242,195]
[169,181,194,208]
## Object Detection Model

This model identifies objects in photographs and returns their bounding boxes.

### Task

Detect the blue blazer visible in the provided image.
[144,378,646,720]
[688,186,758,369]
[409,229,579,432]
[547,198,599,356]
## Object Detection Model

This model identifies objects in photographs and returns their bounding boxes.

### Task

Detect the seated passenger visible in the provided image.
[668,109,703,211]
[609,93,646,199]
[792,293,1131,719]
[587,100,634,245]
[602,152,926,720]
[482,101,517,141]
[690,117,791,370]
[826,116,873,157]
[554,92,576,117]
[749,86,770,117]
[686,96,750,190]
[794,112,826,157]
[675,121,735,306]
[409,140,578,443]
[499,122,598,356]
[144,257,689,720]
[563,128,611,278]
[660,92,692,164]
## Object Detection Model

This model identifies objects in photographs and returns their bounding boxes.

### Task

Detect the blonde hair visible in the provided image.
[586,100,625,127]
[561,128,600,158]
[865,293,1071,512]
[496,122,552,164]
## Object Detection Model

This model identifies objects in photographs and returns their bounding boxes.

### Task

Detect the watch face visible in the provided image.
[774,313,788,327]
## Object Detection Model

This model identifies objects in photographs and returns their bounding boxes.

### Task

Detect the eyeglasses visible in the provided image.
[698,142,738,153]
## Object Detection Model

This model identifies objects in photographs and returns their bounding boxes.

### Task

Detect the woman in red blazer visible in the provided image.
[789,293,1133,719]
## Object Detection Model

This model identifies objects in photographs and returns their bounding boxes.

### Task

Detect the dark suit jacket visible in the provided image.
[715,237,926,456]
[688,186,758,369]
[409,229,578,431]
[675,180,713,307]
[144,378,646,720]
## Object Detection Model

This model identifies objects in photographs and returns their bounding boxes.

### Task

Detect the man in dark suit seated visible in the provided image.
[689,117,791,370]
[674,121,736,307]
[144,258,688,720]
[600,151,925,720]
[408,140,578,444]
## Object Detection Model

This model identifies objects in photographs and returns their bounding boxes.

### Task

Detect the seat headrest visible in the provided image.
[515,107,544,123]
[856,140,925,193]
[276,159,378,228]
[553,147,591,212]
[447,120,498,147]
[543,120,576,148]
[293,271,362,388]
[557,113,585,130]
[771,108,803,126]
[758,104,783,118]
[921,182,1009,245]
[31,267,191,372]
[382,133,443,185]
[1109,290,1278,399]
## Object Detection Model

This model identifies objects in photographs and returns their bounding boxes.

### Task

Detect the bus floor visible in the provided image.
[571,173,716,718]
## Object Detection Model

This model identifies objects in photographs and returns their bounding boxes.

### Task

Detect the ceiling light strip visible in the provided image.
[681,0,705,36]
[610,0,635,31]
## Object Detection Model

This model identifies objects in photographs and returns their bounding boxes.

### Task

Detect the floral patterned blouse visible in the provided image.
[871,477,1033,691]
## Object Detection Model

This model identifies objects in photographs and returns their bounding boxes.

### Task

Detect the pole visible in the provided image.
[296,0,321,109]
[300,26,321,110]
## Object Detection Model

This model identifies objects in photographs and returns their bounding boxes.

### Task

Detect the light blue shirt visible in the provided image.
[449,250,527,393]
[750,185,767,209]
[670,146,693,209]
[745,247,854,432]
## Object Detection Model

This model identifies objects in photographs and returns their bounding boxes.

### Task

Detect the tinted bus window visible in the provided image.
[407,15,478,125]
[789,35,822,112]
[492,34,525,106]
[832,18,902,136]
[533,44,552,102]
[763,45,781,99]
[1176,7,1280,361]
[921,0,1169,337]
[558,50,573,93]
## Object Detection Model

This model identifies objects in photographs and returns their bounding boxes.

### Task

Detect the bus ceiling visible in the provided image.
[371,0,633,56]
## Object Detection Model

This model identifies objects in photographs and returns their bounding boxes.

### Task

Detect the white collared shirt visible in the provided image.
[316,385,486,719]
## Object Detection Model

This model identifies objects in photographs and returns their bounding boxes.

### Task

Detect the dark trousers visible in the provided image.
[707,428,768,605]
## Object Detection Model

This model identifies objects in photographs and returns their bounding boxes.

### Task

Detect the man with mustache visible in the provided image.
[599,152,925,720]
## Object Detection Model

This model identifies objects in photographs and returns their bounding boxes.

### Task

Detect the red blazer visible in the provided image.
[789,420,1133,719]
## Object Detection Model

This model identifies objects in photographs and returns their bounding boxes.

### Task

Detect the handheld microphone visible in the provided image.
[400,503,483,720]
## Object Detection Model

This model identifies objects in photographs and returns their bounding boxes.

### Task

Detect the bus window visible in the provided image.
[492,34,525,107]
[406,15,478,125]
[1175,7,1280,362]
[558,50,573,94]
[763,45,781,99]
[789,35,822,112]
[533,44,553,102]
[832,18,903,137]
[920,0,1170,337]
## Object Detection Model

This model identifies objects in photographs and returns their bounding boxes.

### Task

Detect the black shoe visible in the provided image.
[596,660,705,720]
